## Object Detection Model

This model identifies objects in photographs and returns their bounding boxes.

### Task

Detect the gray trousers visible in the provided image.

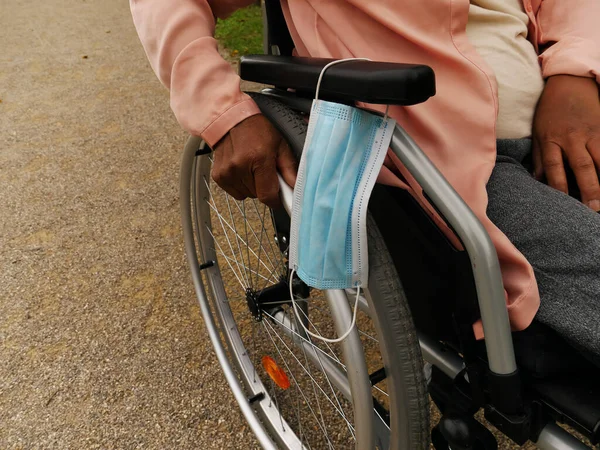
[487,139,600,363]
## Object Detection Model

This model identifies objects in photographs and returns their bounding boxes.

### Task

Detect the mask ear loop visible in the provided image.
[314,57,371,101]
[314,58,391,121]
[289,269,361,343]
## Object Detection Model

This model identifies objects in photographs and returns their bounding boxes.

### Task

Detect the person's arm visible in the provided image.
[536,0,600,84]
[532,0,600,210]
[129,0,260,147]
[130,0,297,207]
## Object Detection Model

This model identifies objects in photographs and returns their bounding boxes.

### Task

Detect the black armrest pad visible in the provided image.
[240,55,435,106]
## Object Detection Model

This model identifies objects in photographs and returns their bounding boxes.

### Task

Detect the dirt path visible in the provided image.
[0,1,260,448]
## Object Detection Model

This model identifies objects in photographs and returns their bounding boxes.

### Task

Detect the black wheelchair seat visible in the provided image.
[511,321,595,378]
[502,322,600,443]
[533,373,600,442]
[239,55,436,106]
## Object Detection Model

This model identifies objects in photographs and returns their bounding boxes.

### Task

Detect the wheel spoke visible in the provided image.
[252,319,257,383]
[290,301,345,368]
[373,384,389,397]
[212,248,272,284]
[263,310,345,370]
[259,323,286,432]
[301,338,333,450]
[263,319,355,435]
[231,199,280,284]
[212,179,279,276]
[304,301,381,360]
[254,199,286,272]
[223,190,252,288]
[296,391,308,450]
[205,193,280,285]
[262,320,339,448]
[204,176,273,282]
[266,204,288,273]
[252,201,267,289]
[285,308,355,440]
[225,193,252,288]
[261,299,308,306]
[205,226,247,290]
[358,329,379,344]
[204,193,250,288]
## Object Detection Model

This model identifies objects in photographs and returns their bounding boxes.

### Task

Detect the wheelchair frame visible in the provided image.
[181,113,591,449]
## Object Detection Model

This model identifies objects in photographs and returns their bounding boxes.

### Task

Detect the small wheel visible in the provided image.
[182,94,429,449]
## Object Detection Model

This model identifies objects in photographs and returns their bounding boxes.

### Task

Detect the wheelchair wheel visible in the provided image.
[181,94,429,449]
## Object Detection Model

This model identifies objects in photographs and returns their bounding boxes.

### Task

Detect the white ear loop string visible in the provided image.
[289,269,361,343]
[315,58,371,101]
[314,57,391,120]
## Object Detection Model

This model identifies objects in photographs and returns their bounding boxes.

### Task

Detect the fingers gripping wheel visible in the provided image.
[210,113,296,208]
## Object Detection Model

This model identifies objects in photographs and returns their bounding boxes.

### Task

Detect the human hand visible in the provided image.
[211,114,297,208]
[533,75,600,210]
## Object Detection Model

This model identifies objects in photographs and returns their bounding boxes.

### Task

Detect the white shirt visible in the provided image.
[467,0,546,139]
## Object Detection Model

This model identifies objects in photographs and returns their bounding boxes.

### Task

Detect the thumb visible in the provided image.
[276,139,298,189]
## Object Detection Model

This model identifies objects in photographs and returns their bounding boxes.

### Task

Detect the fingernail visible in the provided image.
[586,200,600,211]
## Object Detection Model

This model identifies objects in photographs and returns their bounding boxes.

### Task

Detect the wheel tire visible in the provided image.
[249,92,431,449]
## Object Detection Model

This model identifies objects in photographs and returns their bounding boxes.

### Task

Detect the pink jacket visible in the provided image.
[130,0,600,334]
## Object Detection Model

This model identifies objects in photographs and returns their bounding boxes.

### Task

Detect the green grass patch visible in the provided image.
[215,5,264,58]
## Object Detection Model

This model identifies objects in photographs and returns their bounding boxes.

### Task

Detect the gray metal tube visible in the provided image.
[278,174,294,217]
[181,137,277,450]
[536,423,592,450]
[419,334,465,379]
[326,289,375,450]
[271,309,351,400]
[389,125,517,375]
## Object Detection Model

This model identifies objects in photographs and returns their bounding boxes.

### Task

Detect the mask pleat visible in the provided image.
[318,113,353,284]
[290,100,395,290]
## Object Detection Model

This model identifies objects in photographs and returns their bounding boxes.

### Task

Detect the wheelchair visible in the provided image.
[179,2,600,448]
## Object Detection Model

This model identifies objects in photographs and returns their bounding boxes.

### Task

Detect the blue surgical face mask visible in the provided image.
[289,66,396,291]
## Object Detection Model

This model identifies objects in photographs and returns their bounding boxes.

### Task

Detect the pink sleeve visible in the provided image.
[130,0,261,147]
[535,0,600,83]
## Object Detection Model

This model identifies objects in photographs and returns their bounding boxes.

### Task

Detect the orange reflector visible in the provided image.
[261,355,291,390]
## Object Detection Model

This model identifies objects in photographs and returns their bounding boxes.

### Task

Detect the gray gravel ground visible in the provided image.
[0,0,260,448]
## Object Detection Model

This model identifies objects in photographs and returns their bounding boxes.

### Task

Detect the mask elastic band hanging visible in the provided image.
[289,269,361,343]
[314,58,371,100]
[314,58,391,120]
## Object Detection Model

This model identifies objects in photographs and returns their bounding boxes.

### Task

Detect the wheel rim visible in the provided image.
[189,148,393,449]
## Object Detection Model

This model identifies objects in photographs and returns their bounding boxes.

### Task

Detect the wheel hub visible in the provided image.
[245,288,263,322]
[245,276,310,322]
